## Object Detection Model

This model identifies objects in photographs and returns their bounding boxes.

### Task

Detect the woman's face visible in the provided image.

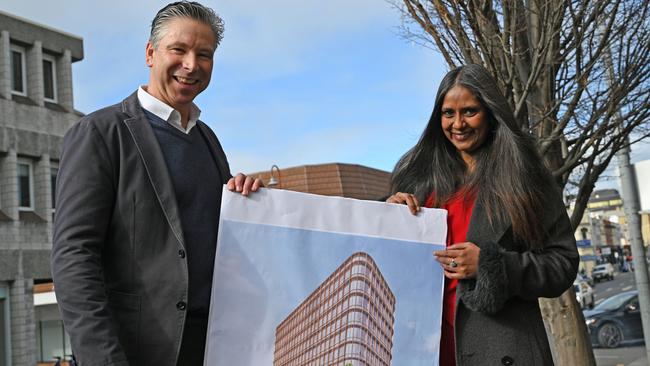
[440,85,490,167]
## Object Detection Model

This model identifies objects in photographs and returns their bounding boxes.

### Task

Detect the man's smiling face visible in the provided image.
[145,17,215,116]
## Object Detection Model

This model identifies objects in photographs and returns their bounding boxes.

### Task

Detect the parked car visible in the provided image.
[592,263,615,282]
[584,291,643,348]
[578,272,594,286]
[574,280,595,309]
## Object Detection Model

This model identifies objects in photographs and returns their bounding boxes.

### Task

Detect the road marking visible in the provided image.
[622,286,633,291]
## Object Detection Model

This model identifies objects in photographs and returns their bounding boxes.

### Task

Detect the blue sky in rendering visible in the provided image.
[206,220,445,365]
[2,1,648,186]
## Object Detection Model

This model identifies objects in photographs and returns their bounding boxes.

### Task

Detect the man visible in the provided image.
[51,2,261,365]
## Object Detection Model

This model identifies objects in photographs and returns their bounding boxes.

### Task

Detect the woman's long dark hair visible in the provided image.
[391,64,553,249]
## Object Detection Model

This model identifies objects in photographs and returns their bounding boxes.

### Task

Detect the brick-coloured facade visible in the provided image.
[250,163,391,201]
[274,252,396,366]
[0,10,83,366]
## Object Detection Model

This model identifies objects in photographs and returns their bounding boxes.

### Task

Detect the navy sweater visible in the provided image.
[144,110,223,318]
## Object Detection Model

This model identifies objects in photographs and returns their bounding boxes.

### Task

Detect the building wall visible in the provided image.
[642,213,650,246]
[251,163,391,201]
[634,160,650,212]
[0,11,82,366]
[274,252,395,366]
[634,160,650,246]
[573,189,632,274]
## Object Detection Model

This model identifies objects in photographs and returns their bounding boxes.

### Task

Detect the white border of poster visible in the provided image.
[205,188,448,365]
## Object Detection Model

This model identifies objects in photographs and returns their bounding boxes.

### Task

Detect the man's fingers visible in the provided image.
[242,176,255,195]
[226,177,236,191]
[228,174,263,196]
[233,173,246,192]
[252,178,263,191]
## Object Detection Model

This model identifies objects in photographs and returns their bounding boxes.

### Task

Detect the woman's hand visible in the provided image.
[386,192,420,215]
[434,242,480,279]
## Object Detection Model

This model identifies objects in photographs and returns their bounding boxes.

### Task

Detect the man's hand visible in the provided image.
[227,173,263,196]
[386,192,420,215]
[434,242,481,279]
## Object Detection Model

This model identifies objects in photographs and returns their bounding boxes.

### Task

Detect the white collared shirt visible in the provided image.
[137,86,201,134]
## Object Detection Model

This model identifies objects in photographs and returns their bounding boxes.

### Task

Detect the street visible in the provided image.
[593,270,637,305]
[589,270,647,366]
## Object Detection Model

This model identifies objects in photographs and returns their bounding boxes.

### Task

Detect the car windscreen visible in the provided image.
[594,292,636,311]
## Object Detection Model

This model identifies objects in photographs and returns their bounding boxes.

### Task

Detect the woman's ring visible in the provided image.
[450,259,458,268]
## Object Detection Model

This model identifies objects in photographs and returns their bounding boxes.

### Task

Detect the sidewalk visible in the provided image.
[594,343,647,365]
[628,355,648,366]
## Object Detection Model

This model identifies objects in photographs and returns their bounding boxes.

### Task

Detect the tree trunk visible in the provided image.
[539,292,596,365]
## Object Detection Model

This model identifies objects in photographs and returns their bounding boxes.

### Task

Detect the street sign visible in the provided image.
[580,255,598,262]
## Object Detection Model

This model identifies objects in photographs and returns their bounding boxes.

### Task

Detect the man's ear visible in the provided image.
[145,41,155,67]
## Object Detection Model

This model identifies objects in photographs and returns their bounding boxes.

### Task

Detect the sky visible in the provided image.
[208,220,445,365]
[2,0,648,187]
[1,0,445,175]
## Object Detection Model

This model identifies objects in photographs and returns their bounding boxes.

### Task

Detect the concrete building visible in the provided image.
[0,10,83,366]
[274,252,395,366]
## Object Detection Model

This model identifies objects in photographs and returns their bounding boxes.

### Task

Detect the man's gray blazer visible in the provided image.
[52,92,232,366]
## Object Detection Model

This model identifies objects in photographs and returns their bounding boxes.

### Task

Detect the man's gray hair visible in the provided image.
[150,1,224,49]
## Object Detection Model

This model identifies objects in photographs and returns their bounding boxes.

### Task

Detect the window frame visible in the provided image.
[50,163,59,211]
[17,158,34,211]
[42,53,58,102]
[10,44,27,96]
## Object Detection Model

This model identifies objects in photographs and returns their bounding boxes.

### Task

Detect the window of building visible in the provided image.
[17,159,34,210]
[36,320,72,362]
[0,287,7,366]
[10,44,27,95]
[42,53,57,102]
[51,165,58,209]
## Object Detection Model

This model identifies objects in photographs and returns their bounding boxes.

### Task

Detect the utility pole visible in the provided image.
[600,20,650,359]
[617,146,650,360]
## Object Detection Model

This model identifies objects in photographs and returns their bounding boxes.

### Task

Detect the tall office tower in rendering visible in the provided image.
[274,252,396,366]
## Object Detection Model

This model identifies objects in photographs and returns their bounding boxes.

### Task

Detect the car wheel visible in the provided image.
[589,295,595,309]
[581,298,586,309]
[597,323,623,348]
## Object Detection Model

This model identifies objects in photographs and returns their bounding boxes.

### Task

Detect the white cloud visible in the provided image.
[424,332,441,354]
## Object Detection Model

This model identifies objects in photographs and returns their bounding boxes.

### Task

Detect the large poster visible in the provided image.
[205,188,447,366]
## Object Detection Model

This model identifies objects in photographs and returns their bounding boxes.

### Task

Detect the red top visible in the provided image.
[426,191,475,366]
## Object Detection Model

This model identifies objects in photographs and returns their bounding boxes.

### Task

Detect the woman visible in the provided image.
[387,64,578,365]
